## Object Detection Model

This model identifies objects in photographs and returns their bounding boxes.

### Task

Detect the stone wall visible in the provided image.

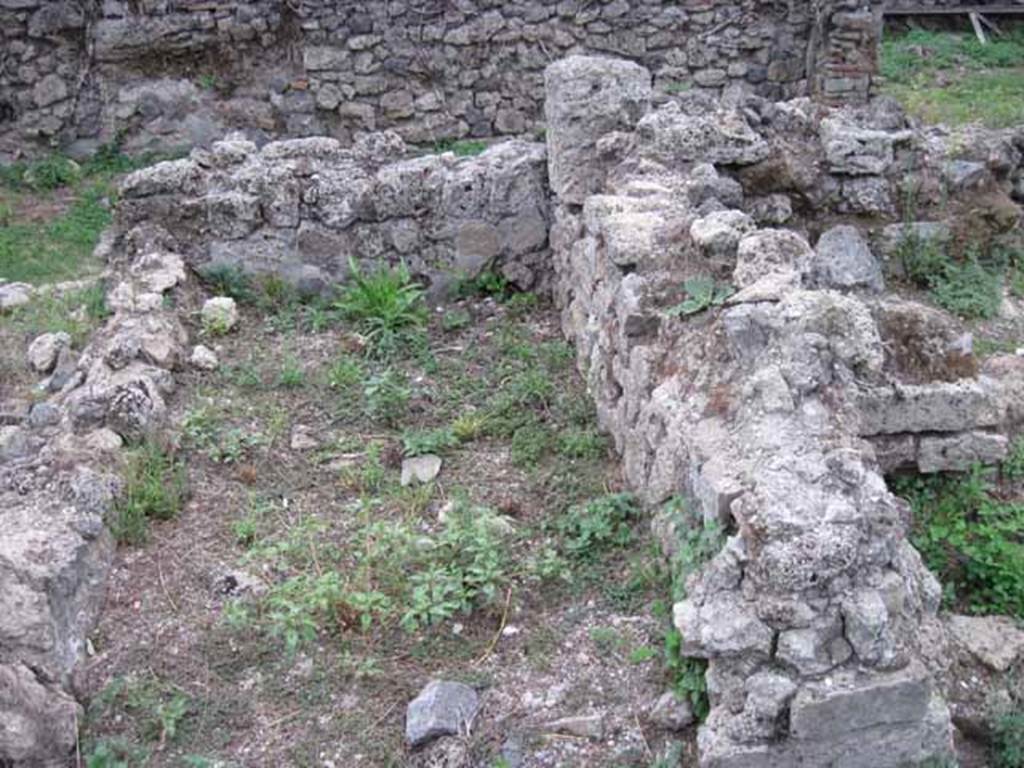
[543,54,1024,767]
[110,131,551,297]
[0,0,884,161]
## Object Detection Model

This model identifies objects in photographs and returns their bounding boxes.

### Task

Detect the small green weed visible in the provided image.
[111,442,187,545]
[665,629,710,722]
[334,259,427,358]
[558,493,639,561]
[402,426,459,457]
[325,355,365,393]
[510,422,551,468]
[1005,437,1024,482]
[197,264,253,302]
[668,276,734,317]
[277,355,306,389]
[363,369,411,426]
[433,138,489,157]
[995,710,1024,768]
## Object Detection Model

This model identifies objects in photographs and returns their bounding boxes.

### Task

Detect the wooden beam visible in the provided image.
[970,11,989,44]
[884,5,1024,16]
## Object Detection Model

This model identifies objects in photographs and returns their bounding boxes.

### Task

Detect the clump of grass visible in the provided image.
[111,442,188,545]
[432,138,489,157]
[333,259,427,358]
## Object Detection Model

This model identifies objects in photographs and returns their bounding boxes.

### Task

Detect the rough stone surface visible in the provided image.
[544,56,651,205]
[114,134,551,293]
[947,614,1024,673]
[200,297,239,334]
[27,332,71,374]
[542,54,1000,768]
[401,455,443,487]
[809,225,885,293]
[406,680,480,748]
[1,1,884,161]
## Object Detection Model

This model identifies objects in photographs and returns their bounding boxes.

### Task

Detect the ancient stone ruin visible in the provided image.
[2,1,884,160]
[3,5,1024,767]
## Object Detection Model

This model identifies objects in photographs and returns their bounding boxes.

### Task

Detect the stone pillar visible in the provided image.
[813,0,887,103]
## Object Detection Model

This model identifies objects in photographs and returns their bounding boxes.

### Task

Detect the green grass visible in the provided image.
[881,29,1024,127]
[432,138,489,157]
[894,466,1024,616]
[0,185,112,284]
[0,281,110,345]
[0,146,170,286]
[111,442,188,546]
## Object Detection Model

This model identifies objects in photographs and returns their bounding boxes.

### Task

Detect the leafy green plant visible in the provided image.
[995,710,1024,768]
[929,257,1002,320]
[511,422,551,468]
[558,427,606,460]
[333,259,427,358]
[231,500,514,649]
[665,628,710,722]
[897,233,1003,319]
[894,467,1024,615]
[363,369,411,426]
[456,269,511,299]
[558,493,639,561]
[662,498,725,602]
[402,426,459,457]
[111,441,188,545]
[1004,437,1024,482]
[668,276,734,317]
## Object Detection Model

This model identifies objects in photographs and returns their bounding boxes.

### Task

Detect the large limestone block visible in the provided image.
[544,56,651,205]
[857,380,1003,436]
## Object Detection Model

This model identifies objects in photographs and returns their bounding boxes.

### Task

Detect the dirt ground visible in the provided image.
[75,291,695,768]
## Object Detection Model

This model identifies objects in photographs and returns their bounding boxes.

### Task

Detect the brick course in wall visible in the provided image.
[0,1,885,159]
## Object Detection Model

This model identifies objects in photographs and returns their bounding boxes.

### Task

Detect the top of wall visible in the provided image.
[1,1,884,160]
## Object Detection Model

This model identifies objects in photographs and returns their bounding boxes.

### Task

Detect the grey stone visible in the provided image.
[401,455,442,486]
[690,210,755,259]
[808,225,884,293]
[405,680,480,747]
[189,344,219,371]
[0,283,33,312]
[27,332,71,374]
[544,55,651,205]
[545,714,605,739]
[201,297,239,333]
[918,431,1008,473]
[636,102,771,166]
[820,117,911,176]
[947,614,1024,672]
[649,691,695,731]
